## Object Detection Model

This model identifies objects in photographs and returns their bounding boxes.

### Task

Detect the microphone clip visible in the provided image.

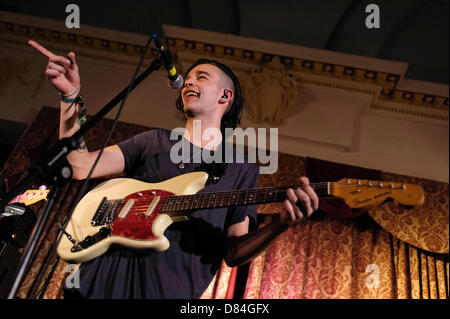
[152,34,184,89]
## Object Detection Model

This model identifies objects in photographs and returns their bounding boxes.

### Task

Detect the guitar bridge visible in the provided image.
[91,197,123,226]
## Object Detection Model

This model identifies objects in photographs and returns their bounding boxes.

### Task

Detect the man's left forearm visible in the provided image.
[224,215,288,267]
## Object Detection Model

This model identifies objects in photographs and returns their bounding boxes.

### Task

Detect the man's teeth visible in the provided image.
[186,92,199,97]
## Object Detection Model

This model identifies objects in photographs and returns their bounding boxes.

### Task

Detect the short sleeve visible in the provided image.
[117,130,161,176]
[117,134,142,176]
[225,162,259,230]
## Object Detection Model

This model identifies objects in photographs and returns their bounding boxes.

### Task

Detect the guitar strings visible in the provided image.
[127,181,402,205]
[115,181,406,213]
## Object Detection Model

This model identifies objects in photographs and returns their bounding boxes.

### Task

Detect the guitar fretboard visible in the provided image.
[160,183,331,212]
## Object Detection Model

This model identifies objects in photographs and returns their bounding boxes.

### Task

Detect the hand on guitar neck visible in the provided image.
[278,176,319,229]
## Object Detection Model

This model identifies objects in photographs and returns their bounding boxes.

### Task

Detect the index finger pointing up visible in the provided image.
[28,40,54,58]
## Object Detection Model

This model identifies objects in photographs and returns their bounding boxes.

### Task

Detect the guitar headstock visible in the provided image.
[331,179,425,209]
[11,189,50,206]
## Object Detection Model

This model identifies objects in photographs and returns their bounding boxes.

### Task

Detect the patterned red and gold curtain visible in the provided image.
[244,155,449,299]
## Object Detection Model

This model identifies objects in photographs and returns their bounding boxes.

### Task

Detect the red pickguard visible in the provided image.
[111,189,174,240]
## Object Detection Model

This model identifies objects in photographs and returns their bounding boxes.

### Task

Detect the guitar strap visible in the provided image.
[195,140,229,185]
[196,151,228,186]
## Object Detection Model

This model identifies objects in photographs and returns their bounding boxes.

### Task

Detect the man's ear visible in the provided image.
[219,89,233,103]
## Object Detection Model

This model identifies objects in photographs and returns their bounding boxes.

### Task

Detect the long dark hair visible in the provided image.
[175,59,244,136]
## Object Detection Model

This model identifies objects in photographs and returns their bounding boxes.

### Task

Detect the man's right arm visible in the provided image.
[29,40,125,180]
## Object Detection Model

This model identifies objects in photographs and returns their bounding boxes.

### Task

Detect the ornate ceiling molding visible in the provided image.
[371,100,449,122]
[162,25,448,123]
[0,11,158,66]
[164,32,448,112]
[1,11,448,124]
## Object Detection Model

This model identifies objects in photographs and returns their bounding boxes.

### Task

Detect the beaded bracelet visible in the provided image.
[59,86,80,102]
[61,96,77,103]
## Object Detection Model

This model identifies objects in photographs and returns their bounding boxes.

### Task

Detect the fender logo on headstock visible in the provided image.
[352,198,373,204]
[374,191,391,199]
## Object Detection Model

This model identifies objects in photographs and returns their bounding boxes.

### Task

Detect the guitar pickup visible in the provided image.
[117,199,135,220]
[144,196,160,218]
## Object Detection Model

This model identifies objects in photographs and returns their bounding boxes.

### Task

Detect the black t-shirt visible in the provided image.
[64,128,259,298]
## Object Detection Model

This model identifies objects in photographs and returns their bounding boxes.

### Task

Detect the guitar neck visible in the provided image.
[160,182,331,213]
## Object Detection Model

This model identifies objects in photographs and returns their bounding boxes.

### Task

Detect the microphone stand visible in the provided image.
[1,37,167,299]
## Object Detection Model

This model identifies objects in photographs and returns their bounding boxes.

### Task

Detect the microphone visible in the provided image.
[153,34,184,89]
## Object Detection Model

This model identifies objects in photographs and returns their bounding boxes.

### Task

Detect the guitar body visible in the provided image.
[57,172,209,263]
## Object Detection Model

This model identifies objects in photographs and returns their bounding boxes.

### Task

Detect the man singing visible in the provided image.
[29,40,319,298]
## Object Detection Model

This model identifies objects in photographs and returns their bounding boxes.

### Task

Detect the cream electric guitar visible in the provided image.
[56,172,425,263]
